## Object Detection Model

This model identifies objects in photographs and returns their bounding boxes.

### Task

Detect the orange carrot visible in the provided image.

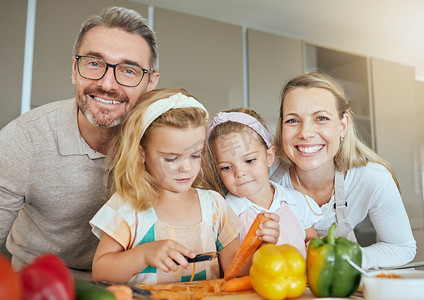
[224,212,270,280]
[189,263,196,282]
[221,275,253,292]
[105,285,133,300]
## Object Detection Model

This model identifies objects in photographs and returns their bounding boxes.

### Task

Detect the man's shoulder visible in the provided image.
[17,99,76,124]
[1,99,77,145]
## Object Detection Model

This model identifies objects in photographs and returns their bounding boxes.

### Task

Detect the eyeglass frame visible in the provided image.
[74,55,153,87]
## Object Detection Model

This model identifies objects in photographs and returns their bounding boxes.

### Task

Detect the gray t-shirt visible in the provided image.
[0,99,111,280]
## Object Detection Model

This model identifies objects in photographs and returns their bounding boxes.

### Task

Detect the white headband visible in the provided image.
[140,92,209,140]
[206,112,272,148]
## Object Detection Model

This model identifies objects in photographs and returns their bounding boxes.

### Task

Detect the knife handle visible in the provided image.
[174,252,219,265]
[186,252,219,263]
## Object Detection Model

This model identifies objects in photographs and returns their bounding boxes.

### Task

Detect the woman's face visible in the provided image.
[281,87,348,172]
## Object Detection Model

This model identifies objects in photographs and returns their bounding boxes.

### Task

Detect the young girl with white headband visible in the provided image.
[89,89,273,285]
[206,108,319,258]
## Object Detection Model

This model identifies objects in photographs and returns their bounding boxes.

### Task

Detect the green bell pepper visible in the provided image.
[307,223,362,297]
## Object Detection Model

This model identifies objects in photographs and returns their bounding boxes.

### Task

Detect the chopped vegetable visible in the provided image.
[224,212,270,280]
[221,275,253,292]
[105,284,132,300]
[189,263,196,282]
[250,244,306,299]
[307,223,362,297]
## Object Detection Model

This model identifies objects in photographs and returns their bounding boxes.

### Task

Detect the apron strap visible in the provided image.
[317,170,357,242]
[270,161,286,182]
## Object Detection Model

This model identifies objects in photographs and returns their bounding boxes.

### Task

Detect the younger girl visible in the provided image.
[90,89,252,285]
[206,108,319,257]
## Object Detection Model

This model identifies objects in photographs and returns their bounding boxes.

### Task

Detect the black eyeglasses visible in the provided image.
[75,55,153,87]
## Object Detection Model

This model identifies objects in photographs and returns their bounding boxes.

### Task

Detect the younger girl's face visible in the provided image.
[212,129,275,201]
[281,87,348,172]
[142,125,205,195]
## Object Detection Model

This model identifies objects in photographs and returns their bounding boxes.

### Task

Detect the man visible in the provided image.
[0,6,159,279]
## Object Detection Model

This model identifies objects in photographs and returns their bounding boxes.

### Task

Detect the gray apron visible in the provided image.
[316,171,356,242]
[270,163,356,242]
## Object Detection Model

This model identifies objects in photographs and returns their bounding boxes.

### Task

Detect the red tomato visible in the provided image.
[0,253,21,300]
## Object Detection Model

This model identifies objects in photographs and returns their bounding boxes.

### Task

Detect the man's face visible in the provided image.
[72,26,159,127]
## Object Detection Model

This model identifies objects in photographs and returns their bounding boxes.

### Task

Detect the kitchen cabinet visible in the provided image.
[0,0,26,129]
[415,79,424,261]
[247,29,304,131]
[370,57,423,232]
[371,58,424,261]
[154,8,244,117]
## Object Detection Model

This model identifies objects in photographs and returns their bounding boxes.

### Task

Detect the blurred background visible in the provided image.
[1,0,423,262]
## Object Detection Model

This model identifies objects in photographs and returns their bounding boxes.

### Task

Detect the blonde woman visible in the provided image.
[271,72,416,269]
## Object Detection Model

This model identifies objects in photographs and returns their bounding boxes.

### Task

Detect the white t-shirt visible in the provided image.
[270,162,417,269]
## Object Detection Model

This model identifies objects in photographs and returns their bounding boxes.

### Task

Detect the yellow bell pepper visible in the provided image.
[250,244,306,300]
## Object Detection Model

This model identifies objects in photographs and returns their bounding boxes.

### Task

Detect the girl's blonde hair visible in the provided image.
[206,107,272,196]
[274,72,399,189]
[108,88,210,211]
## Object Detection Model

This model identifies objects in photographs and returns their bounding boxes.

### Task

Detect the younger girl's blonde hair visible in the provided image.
[274,72,399,189]
[108,88,210,211]
[206,107,273,196]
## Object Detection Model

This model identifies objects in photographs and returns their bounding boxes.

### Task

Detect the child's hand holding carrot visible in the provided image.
[256,212,280,245]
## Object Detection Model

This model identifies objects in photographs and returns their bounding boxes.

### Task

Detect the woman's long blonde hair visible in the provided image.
[274,72,399,189]
[108,88,210,211]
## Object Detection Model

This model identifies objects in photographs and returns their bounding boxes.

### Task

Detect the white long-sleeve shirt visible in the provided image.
[271,162,416,269]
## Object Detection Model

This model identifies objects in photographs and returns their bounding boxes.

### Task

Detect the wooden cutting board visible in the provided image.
[137,280,364,300]
[203,288,317,299]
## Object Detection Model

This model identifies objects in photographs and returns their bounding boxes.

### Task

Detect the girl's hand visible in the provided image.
[140,240,196,273]
[257,212,280,244]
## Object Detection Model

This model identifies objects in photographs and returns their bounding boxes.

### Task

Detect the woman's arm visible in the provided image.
[362,176,416,269]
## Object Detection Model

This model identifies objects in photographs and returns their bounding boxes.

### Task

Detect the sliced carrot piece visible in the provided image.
[189,263,196,282]
[105,285,133,300]
[221,275,253,292]
[224,212,270,280]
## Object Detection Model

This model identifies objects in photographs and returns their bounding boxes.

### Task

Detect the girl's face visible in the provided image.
[142,125,205,195]
[212,129,275,201]
[281,87,348,172]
